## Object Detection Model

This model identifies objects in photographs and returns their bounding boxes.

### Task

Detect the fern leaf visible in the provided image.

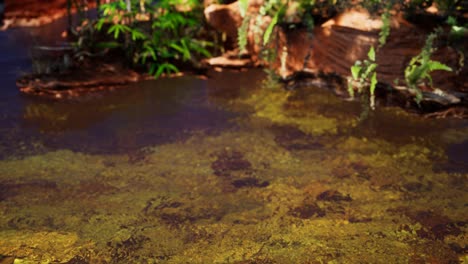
[368,46,376,61]
[263,9,280,46]
[239,0,249,18]
[351,65,362,80]
[370,72,377,96]
[427,61,452,72]
[238,16,249,53]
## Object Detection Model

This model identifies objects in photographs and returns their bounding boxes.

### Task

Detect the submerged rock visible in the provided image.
[316,190,353,202]
[211,149,252,177]
[0,231,80,263]
[290,199,326,219]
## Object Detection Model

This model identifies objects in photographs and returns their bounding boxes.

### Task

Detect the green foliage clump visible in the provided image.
[238,0,285,53]
[347,4,392,110]
[378,8,391,48]
[94,0,211,78]
[404,31,452,103]
[349,46,379,110]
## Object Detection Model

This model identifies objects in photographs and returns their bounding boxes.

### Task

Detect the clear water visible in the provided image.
[0,18,467,264]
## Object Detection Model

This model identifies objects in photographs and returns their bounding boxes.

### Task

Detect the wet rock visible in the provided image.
[316,190,352,202]
[143,197,226,227]
[17,62,143,100]
[0,231,80,262]
[290,198,326,219]
[231,177,269,188]
[3,0,92,28]
[405,210,463,240]
[448,242,467,255]
[0,184,16,201]
[401,181,432,193]
[205,4,468,115]
[211,149,252,177]
[128,148,153,164]
[348,217,372,223]
[205,56,253,68]
[7,213,65,230]
[332,162,370,180]
[143,197,184,215]
[241,257,277,264]
[108,234,150,263]
[271,125,324,151]
[410,241,461,264]
[331,166,354,179]
[0,180,58,201]
[424,106,468,119]
[204,2,242,50]
[429,222,464,240]
[65,255,90,264]
[75,180,118,197]
[204,0,266,51]
[0,256,14,264]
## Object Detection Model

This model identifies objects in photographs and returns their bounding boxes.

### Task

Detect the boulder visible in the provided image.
[2,0,95,29]
[204,2,468,114]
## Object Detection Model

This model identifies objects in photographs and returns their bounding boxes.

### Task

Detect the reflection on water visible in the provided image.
[17,76,241,155]
[0,18,468,264]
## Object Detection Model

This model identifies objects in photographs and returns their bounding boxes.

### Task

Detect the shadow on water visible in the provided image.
[280,84,468,173]
[1,70,269,158]
[0,15,262,159]
[17,76,242,155]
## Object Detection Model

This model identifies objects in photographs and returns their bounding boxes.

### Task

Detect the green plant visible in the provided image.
[378,8,391,48]
[348,46,379,109]
[404,31,452,103]
[263,4,285,46]
[434,0,463,15]
[237,0,284,53]
[71,19,122,61]
[94,0,211,78]
[446,16,468,42]
[347,4,392,110]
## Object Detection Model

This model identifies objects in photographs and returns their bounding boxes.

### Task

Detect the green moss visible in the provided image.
[0,82,466,263]
[243,90,340,136]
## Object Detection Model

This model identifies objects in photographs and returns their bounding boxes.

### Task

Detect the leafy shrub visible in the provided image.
[95,0,211,78]
[404,31,452,103]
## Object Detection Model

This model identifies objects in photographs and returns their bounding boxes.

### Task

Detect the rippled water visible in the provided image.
[0,18,467,264]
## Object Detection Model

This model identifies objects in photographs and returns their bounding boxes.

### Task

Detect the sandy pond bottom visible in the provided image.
[0,70,467,264]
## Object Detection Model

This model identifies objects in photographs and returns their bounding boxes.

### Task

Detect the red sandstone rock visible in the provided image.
[204,0,266,52]
[17,62,145,100]
[205,3,467,107]
[2,0,95,29]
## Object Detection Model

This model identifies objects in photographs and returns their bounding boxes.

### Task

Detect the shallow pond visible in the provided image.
[0,18,467,264]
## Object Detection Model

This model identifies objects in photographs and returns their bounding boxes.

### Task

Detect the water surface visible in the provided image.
[0,19,467,264]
